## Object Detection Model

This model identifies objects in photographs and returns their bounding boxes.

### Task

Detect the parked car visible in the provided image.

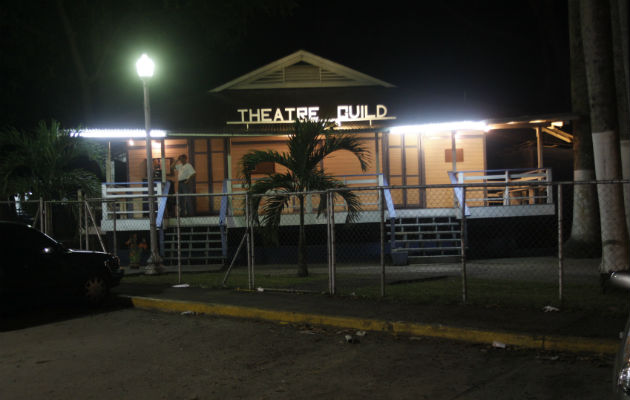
[611,271,630,399]
[0,221,123,306]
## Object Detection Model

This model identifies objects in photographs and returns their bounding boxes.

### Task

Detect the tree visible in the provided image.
[579,0,629,273]
[0,120,102,203]
[241,120,370,277]
[564,0,600,257]
[610,0,630,236]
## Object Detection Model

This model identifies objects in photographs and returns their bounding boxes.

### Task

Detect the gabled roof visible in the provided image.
[210,50,395,92]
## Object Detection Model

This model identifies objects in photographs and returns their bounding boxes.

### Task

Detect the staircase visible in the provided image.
[162,225,225,266]
[388,216,462,264]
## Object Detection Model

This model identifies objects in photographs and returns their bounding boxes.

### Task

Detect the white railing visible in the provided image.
[226,174,385,216]
[448,168,553,207]
[101,181,164,222]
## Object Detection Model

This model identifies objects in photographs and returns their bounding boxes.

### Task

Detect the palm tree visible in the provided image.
[565,0,600,257]
[580,0,629,273]
[241,120,370,277]
[0,120,102,205]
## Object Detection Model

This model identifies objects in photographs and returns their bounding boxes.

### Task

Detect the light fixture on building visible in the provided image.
[389,121,489,135]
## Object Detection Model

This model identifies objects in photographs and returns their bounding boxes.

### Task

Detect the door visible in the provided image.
[385,133,424,208]
[191,138,227,215]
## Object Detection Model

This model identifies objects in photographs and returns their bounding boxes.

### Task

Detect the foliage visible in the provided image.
[0,120,102,201]
[240,120,370,276]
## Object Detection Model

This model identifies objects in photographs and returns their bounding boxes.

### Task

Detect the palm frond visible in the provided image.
[246,173,296,226]
[240,150,290,186]
[306,171,363,223]
[311,132,370,172]
[0,120,101,200]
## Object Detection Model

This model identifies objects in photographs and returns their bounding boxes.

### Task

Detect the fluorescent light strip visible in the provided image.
[75,129,167,138]
[389,121,488,135]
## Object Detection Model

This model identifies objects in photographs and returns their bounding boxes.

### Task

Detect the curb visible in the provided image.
[122,295,619,355]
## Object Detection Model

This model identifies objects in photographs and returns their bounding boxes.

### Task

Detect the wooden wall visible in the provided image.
[124,130,486,214]
[231,133,380,180]
[422,132,485,208]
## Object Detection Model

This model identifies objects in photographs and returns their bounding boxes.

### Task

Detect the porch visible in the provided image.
[95,168,554,265]
[98,168,554,231]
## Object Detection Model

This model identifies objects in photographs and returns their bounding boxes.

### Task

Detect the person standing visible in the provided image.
[171,154,196,216]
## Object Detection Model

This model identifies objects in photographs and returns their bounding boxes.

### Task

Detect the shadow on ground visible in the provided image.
[0,295,134,332]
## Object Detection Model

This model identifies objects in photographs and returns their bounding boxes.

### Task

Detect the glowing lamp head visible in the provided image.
[136,54,155,78]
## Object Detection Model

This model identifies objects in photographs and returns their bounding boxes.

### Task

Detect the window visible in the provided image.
[251,162,275,174]
[444,148,464,163]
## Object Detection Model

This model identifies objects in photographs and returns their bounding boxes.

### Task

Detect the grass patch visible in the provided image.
[122,271,629,315]
[123,270,328,291]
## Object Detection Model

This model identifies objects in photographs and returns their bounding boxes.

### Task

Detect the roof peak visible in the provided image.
[210,50,395,92]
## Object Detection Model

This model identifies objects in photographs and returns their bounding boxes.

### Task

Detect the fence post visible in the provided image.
[85,200,106,252]
[380,187,387,296]
[558,183,564,304]
[39,198,44,232]
[176,192,182,284]
[330,191,336,295]
[245,193,253,290]
[112,200,117,257]
[326,190,333,295]
[78,196,83,249]
[250,195,256,290]
[461,185,467,304]
[84,200,89,250]
[47,201,52,236]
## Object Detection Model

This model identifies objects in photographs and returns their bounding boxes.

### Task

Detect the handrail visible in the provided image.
[156,181,171,228]
[219,180,229,226]
[379,174,398,251]
[448,168,552,207]
[379,174,396,219]
[448,173,470,216]
[452,168,548,174]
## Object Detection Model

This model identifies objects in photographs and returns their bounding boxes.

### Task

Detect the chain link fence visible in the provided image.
[3,180,629,310]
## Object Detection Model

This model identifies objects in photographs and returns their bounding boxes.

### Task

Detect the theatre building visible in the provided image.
[83,50,575,265]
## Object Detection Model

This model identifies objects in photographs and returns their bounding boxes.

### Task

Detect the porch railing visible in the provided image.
[101,181,164,225]
[224,174,393,217]
[448,168,553,208]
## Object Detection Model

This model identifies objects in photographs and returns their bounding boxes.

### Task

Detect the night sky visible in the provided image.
[0,0,570,130]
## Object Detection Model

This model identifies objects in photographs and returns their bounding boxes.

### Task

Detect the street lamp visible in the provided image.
[136,53,162,274]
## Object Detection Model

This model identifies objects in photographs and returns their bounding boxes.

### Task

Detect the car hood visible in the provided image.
[67,249,110,257]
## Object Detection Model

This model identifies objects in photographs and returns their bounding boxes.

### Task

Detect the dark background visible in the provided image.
[0,0,570,130]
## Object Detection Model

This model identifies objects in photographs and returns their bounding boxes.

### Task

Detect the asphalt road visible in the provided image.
[0,303,614,400]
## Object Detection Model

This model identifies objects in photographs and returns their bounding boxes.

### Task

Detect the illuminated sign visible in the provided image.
[227,104,396,125]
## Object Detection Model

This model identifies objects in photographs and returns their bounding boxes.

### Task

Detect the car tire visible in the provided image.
[82,274,109,306]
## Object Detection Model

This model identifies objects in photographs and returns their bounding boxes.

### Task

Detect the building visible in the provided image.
[81,50,575,265]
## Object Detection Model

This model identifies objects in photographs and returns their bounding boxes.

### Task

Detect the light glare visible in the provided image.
[389,121,488,135]
[77,129,166,138]
[136,54,155,78]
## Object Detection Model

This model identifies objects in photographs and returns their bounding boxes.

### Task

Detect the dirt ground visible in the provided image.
[0,305,614,400]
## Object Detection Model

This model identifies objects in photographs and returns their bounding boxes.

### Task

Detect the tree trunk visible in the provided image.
[565,0,601,257]
[297,194,308,277]
[610,0,630,236]
[580,0,630,273]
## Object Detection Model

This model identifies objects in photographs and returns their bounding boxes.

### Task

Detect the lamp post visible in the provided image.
[136,53,162,274]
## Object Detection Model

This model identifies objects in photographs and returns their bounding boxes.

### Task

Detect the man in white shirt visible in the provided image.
[171,154,196,216]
